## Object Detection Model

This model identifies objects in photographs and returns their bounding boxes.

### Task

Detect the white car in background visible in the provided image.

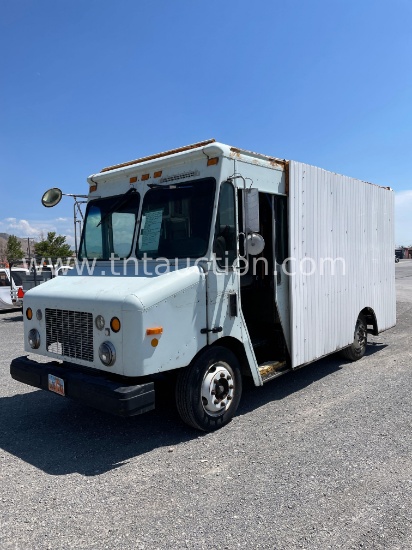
[0,268,28,310]
[8,265,73,306]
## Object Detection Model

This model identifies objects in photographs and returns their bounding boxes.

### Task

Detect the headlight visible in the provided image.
[95,315,105,331]
[98,342,116,366]
[28,329,40,349]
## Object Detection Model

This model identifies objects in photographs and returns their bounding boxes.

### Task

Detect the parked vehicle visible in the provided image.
[0,268,28,310]
[12,264,72,304]
[11,140,396,431]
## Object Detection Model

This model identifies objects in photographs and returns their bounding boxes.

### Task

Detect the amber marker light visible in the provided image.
[151,338,159,348]
[146,327,163,336]
[89,184,98,192]
[207,157,219,166]
[26,307,33,320]
[129,176,137,183]
[141,174,150,181]
[110,317,121,333]
[154,171,162,178]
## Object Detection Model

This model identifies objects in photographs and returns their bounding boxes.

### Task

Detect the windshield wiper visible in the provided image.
[96,188,137,228]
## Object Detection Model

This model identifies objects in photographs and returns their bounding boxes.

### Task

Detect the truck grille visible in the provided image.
[45,308,94,362]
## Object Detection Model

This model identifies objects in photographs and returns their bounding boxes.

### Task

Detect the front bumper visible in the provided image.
[10,356,155,417]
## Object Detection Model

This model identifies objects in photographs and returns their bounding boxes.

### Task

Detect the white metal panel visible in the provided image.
[288,161,395,368]
[232,159,286,195]
[123,268,208,376]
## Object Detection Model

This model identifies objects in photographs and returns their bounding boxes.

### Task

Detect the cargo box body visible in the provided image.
[287,161,395,368]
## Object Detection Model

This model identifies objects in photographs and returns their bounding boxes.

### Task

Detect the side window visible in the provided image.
[0,272,10,287]
[82,205,105,259]
[213,182,236,269]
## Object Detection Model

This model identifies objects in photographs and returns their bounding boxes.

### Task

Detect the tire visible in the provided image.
[175,346,242,431]
[341,314,367,362]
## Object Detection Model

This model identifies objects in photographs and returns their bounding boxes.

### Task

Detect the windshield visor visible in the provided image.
[136,178,216,259]
[79,192,141,260]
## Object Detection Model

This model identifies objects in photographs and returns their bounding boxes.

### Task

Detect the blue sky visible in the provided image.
[1,0,411,245]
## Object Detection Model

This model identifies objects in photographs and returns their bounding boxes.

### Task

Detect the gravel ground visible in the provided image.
[1,262,412,549]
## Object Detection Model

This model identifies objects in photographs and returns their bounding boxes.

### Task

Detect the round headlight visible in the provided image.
[98,341,116,366]
[95,315,105,331]
[28,328,40,349]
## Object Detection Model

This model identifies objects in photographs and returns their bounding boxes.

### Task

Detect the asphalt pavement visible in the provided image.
[1,261,412,549]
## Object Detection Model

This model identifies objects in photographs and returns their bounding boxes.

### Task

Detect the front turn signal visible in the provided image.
[110,317,121,333]
[146,327,163,336]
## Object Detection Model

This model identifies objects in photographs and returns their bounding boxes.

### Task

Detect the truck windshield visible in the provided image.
[10,271,30,286]
[79,192,141,260]
[136,178,216,259]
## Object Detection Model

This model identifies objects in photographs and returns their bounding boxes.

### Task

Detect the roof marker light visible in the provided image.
[207,157,219,166]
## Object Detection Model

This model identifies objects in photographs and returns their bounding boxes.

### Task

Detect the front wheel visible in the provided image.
[341,314,367,361]
[175,346,242,431]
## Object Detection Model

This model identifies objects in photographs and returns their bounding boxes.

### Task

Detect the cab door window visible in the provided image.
[213,182,236,269]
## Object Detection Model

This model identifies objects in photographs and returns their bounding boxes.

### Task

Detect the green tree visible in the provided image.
[34,232,72,260]
[6,235,24,267]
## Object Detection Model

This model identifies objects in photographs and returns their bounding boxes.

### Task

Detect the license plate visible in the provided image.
[48,374,65,396]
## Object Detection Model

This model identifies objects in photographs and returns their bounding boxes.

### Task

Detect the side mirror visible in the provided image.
[242,188,264,256]
[245,188,260,233]
[41,188,63,208]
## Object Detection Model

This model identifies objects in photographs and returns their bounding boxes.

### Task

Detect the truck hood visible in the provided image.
[24,265,204,311]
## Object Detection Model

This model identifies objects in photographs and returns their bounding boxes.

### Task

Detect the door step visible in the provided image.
[258,361,290,383]
[251,336,271,349]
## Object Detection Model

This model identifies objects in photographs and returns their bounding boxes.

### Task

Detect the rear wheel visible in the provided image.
[341,314,367,361]
[175,346,242,431]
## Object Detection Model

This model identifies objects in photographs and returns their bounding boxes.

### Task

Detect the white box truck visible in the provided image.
[11,139,396,431]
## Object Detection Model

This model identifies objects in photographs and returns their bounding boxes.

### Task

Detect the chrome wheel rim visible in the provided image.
[201,362,235,416]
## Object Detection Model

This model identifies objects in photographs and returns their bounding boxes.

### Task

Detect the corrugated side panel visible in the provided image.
[288,161,396,369]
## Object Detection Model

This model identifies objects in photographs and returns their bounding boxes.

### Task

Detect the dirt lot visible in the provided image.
[0,262,411,549]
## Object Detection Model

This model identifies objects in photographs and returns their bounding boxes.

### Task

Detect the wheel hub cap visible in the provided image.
[201,363,234,415]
